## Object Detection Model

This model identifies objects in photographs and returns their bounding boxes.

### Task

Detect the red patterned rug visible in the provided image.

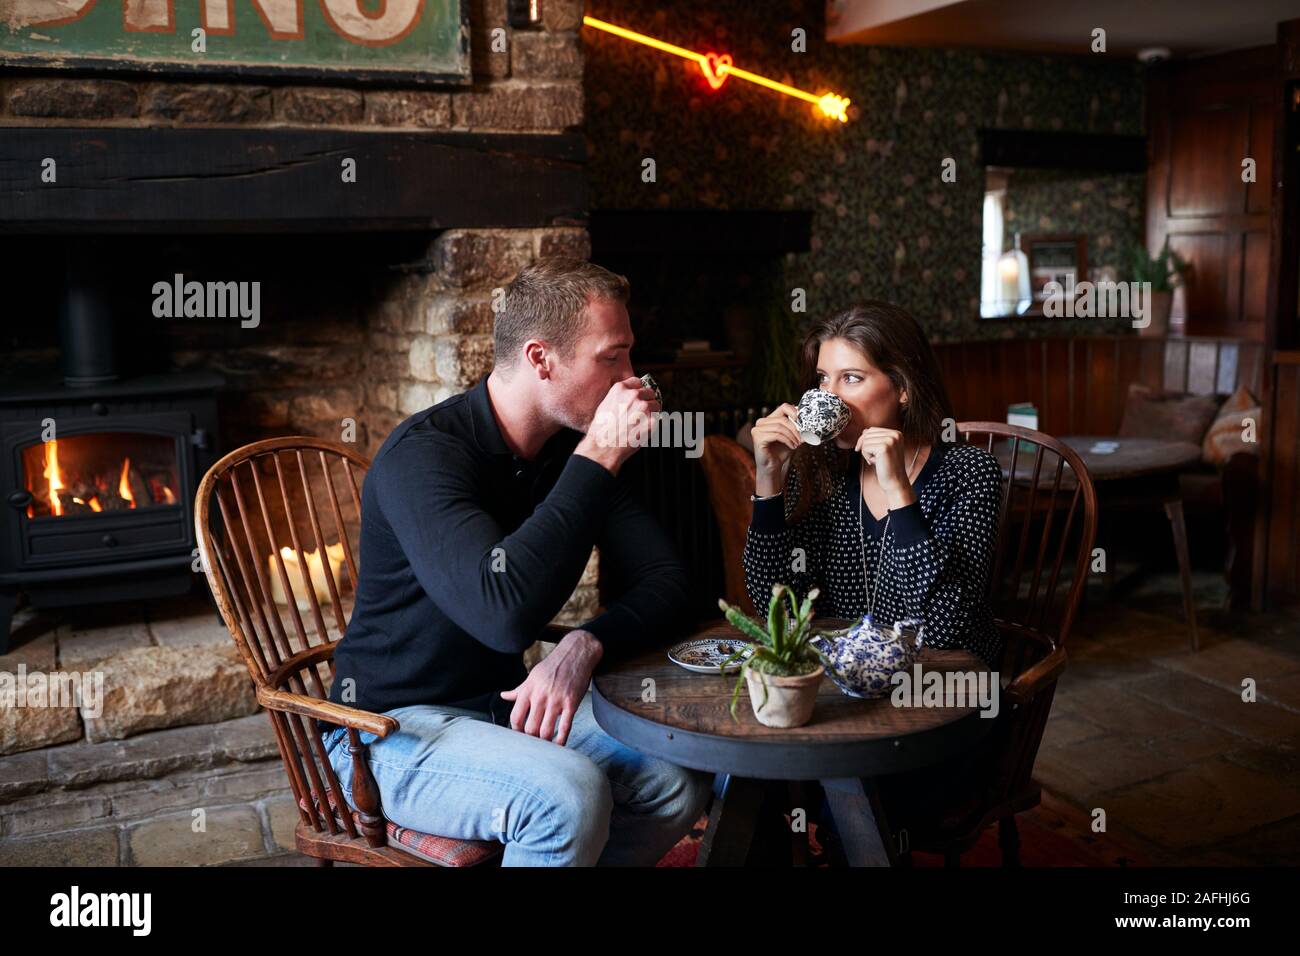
[656,789,1153,867]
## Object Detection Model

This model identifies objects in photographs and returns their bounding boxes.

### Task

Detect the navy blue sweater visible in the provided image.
[320,376,691,736]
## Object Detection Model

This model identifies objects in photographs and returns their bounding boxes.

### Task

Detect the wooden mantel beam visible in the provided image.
[0,128,587,234]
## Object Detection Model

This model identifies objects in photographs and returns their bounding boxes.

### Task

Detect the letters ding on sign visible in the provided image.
[0,0,470,84]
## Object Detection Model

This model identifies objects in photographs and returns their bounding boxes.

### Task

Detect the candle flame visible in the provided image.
[271,544,348,607]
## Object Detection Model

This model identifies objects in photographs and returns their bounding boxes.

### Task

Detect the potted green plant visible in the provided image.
[717,584,825,728]
[1131,237,1189,338]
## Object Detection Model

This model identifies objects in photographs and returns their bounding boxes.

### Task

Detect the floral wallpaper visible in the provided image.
[583,0,1147,345]
[1002,168,1146,277]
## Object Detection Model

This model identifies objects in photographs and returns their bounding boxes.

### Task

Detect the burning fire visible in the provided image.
[43,441,65,517]
[119,457,133,505]
[24,439,178,520]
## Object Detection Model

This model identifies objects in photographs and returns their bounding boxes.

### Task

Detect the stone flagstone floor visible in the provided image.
[1,571,1298,866]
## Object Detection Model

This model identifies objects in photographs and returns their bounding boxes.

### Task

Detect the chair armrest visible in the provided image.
[256,686,399,738]
[1003,647,1067,706]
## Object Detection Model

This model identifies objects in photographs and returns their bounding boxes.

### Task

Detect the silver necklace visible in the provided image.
[858,443,922,619]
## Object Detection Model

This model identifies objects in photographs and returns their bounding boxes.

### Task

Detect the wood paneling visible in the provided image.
[1266,359,1300,597]
[1147,46,1277,341]
[932,336,1264,437]
[1244,231,1273,328]
[1248,106,1276,216]
[1255,22,1300,609]
[1168,107,1246,217]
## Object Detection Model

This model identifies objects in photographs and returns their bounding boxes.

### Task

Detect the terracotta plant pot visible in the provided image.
[744,663,824,728]
[1138,289,1172,338]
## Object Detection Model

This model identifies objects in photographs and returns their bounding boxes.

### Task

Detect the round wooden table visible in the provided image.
[997,435,1202,487]
[592,620,998,866]
[994,435,1204,649]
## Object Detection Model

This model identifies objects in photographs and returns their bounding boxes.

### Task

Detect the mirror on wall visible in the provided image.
[976,131,1146,320]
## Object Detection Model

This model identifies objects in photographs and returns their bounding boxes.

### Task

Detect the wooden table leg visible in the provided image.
[820,777,897,867]
[1163,497,1200,652]
[695,774,764,867]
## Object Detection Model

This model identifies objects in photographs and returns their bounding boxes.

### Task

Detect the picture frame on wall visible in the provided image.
[1023,234,1089,306]
[0,0,471,85]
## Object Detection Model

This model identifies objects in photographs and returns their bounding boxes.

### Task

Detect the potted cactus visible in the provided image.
[717,584,825,728]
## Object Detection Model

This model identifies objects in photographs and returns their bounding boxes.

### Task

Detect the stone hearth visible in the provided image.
[1,544,599,761]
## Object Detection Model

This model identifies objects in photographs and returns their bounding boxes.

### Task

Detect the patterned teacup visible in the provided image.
[795,388,851,445]
[639,373,663,405]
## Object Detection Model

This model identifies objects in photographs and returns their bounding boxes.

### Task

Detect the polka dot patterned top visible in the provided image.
[743,441,1005,666]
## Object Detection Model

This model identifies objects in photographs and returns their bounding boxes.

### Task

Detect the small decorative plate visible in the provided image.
[668,638,754,673]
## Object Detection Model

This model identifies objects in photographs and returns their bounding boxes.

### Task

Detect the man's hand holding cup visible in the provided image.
[575,376,662,475]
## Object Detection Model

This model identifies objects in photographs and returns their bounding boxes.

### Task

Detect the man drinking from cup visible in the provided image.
[319,258,713,866]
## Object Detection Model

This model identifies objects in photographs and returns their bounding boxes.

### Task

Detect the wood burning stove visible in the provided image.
[0,252,224,651]
[0,373,222,651]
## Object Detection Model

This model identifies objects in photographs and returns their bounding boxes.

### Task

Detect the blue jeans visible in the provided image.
[321,690,714,866]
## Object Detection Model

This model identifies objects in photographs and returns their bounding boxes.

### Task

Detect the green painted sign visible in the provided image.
[0,0,469,83]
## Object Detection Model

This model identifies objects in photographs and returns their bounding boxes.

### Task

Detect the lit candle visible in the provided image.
[268,544,346,610]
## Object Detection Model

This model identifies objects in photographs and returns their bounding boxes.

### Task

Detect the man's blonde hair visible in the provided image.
[493,257,630,371]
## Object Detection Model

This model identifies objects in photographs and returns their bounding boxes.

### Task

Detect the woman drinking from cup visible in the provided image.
[745,301,1004,667]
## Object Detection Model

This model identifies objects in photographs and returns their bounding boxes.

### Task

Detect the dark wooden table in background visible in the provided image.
[592,620,996,866]
[994,435,1204,649]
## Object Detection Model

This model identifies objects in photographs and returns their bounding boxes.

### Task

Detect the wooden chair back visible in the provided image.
[954,423,1098,812]
[194,436,371,847]
[700,434,759,617]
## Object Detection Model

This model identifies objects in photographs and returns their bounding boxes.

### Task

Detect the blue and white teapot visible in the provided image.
[810,614,925,699]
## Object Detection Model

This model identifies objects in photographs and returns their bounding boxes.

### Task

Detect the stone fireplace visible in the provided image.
[0,0,601,763]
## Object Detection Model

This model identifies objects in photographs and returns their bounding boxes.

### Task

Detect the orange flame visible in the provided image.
[119,458,134,508]
[43,441,65,517]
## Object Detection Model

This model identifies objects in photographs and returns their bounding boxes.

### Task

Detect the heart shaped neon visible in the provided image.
[700,52,732,90]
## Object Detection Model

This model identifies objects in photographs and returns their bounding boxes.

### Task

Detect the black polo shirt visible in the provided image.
[320,375,690,735]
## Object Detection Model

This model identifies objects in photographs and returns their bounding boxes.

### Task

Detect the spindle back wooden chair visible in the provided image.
[195,436,503,867]
[900,423,1098,866]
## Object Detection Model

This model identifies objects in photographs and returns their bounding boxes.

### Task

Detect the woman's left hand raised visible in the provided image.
[855,427,917,508]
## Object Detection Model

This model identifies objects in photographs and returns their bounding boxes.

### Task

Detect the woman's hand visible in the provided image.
[855,427,917,510]
[751,403,802,496]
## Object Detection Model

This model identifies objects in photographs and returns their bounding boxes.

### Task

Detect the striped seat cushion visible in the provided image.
[300,790,503,867]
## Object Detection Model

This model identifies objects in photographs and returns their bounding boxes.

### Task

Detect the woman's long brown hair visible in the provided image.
[786,302,954,524]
